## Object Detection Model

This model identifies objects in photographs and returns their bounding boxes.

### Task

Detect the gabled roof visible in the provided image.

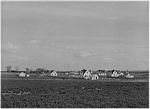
[112,70,123,74]
[83,70,91,75]
[20,72,25,74]
[81,69,88,73]
[19,71,26,73]
[50,70,55,73]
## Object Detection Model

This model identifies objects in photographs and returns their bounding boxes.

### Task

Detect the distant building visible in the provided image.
[111,70,119,77]
[91,74,99,80]
[98,72,107,76]
[124,70,134,78]
[125,73,134,78]
[111,70,124,77]
[98,70,105,72]
[97,70,109,79]
[50,70,57,76]
[19,72,26,77]
[82,70,91,79]
[117,70,124,76]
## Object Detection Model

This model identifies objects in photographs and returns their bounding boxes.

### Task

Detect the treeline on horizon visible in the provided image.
[2,65,149,73]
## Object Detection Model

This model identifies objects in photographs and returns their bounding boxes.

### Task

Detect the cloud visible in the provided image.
[102,57,118,65]
[106,16,119,21]
[136,45,149,49]
[110,49,131,54]
[73,51,93,58]
[79,51,92,57]
[72,47,78,50]
[104,58,111,60]
[2,43,19,52]
[42,40,93,59]
[29,40,41,44]
[130,58,148,64]
[10,55,30,62]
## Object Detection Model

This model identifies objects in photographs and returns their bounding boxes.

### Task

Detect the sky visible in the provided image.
[1,1,149,71]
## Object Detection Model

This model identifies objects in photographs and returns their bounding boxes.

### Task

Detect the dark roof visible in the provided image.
[19,71,26,73]
[97,70,105,72]
[81,69,88,73]
[50,70,55,73]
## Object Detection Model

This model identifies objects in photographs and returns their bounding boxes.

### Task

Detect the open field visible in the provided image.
[1,79,149,108]
[1,70,149,80]
[1,77,148,82]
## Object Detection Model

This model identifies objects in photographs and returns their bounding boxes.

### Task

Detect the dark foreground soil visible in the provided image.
[1,79,149,108]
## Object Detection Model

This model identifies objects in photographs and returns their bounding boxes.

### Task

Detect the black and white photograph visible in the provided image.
[1,0,149,108]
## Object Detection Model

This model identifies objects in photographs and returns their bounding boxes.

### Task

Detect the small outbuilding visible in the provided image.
[19,72,26,77]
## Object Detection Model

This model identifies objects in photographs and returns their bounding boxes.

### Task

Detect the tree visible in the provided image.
[15,66,19,72]
[30,68,33,73]
[6,66,12,72]
[35,68,45,75]
[46,70,50,73]
[26,68,30,73]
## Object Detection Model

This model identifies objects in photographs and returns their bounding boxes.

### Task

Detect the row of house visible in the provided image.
[19,70,58,77]
[81,69,134,80]
[19,69,134,79]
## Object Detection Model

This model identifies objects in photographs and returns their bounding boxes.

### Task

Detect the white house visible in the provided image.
[92,74,99,80]
[50,70,57,76]
[125,73,134,78]
[111,70,119,77]
[119,72,124,76]
[83,70,91,79]
[117,70,124,76]
[99,73,107,76]
[26,74,30,77]
[19,72,26,77]
[65,73,69,75]
[97,70,108,77]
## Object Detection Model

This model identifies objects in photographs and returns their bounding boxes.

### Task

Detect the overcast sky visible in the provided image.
[1,1,149,71]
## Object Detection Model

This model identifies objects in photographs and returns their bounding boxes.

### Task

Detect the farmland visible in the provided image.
[1,79,148,108]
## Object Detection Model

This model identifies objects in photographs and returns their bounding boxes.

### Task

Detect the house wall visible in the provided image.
[50,72,57,76]
[19,73,26,77]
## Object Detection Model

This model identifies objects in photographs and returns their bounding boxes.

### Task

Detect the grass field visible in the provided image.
[1,79,149,108]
